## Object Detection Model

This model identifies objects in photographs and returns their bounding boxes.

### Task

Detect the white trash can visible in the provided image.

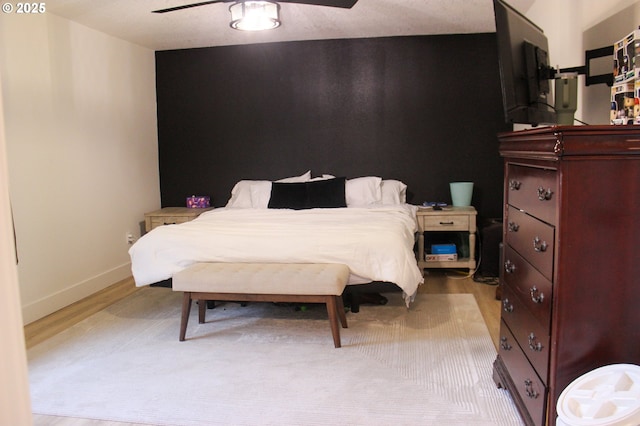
[556,364,640,426]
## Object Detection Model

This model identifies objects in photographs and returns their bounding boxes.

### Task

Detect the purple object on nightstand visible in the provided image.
[186,196,210,208]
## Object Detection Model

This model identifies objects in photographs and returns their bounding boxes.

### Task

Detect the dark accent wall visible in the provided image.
[156,34,511,219]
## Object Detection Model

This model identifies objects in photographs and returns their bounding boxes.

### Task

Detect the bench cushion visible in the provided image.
[172,263,349,296]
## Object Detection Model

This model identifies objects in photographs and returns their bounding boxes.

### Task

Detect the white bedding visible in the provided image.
[129,205,424,305]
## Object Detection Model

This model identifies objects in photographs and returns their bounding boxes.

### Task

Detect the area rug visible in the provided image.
[28,287,523,425]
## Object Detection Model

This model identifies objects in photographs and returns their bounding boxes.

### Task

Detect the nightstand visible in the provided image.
[144,207,213,232]
[416,206,477,270]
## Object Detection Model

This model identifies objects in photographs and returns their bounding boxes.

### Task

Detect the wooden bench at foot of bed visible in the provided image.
[172,263,350,348]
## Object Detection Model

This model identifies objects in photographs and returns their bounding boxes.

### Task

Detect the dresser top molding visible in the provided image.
[498,125,640,160]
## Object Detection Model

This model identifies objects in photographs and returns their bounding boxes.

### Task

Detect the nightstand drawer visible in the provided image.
[144,207,213,232]
[150,216,189,228]
[420,214,469,231]
[506,206,555,281]
[506,164,557,225]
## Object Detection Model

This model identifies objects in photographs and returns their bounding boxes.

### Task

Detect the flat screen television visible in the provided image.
[493,0,557,126]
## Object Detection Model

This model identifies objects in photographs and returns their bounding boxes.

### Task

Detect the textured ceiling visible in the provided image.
[43,0,535,51]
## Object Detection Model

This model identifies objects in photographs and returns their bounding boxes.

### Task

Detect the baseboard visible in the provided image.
[21,262,132,325]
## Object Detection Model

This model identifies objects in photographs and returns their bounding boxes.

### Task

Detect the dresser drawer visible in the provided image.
[501,285,550,383]
[505,206,555,281]
[419,214,470,231]
[498,320,547,426]
[502,245,552,332]
[506,164,557,225]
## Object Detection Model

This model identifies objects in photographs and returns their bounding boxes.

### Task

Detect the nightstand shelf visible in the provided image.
[144,207,213,232]
[416,206,477,270]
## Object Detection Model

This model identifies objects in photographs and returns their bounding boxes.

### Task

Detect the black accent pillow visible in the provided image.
[268,182,308,209]
[305,177,347,208]
[267,178,347,209]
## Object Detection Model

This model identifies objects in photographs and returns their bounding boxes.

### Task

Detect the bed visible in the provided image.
[129,173,424,305]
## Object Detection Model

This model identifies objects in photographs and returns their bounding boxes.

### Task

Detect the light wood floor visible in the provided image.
[26,270,501,426]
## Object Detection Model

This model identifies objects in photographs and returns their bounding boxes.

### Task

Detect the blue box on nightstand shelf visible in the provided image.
[431,244,457,254]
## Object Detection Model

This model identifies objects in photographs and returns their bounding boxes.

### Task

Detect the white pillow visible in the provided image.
[226,171,312,209]
[309,174,336,181]
[345,176,382,207]
[226,180,269,208]
[249,181,273,209]
[380,179,407,205]
[276,170,311,183]
[249,170,311,207]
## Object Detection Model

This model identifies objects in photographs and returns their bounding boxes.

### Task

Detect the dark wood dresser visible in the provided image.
[492,125,640,426]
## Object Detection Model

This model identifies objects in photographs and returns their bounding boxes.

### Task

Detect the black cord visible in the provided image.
[540,102,590,125]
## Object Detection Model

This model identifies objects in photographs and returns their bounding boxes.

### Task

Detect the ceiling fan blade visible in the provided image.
[152,0,225,14]
[279,0,357,8]
[152,0,357,14]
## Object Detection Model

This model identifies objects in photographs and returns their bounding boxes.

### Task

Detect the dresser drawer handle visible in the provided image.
[508,221,519,232]
[502,298,513,313]
[528,333,543,352]
[533,237,548,252]
[500,336,512,351]
[438,221,455,225]
[163,222,177,225]
[509,180,521,190]
[537,186,554,201]
[504,260,516,274]
[530,286,545,304]
[524,379,539,399]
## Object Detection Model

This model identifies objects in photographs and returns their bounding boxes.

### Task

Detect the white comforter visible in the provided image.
[129,205,424,304]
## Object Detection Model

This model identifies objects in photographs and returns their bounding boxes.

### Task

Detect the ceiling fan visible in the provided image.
[152,0,358,14]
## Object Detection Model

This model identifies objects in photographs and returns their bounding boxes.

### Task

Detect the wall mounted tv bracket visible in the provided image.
[527,44,614,94]
[557,46,615,86]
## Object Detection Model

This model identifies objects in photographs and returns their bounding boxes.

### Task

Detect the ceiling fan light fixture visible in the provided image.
[229,1,281,31]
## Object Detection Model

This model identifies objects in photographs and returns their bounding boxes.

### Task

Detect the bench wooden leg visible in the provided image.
[326,296,342,348]
[179,292,192,342]
[336,295,348,329]
[180,291,348,347]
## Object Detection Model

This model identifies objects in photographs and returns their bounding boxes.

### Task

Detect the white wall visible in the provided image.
[0,13,160,324]
[0,73,32,426]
